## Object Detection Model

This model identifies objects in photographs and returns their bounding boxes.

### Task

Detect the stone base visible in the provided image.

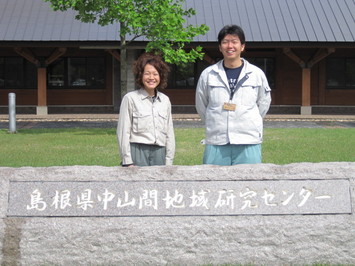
[300,105,312,115]
[36,106,48,115]
[1,163,354,265]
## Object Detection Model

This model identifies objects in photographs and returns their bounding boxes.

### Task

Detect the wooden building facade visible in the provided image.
[0,0,354,115]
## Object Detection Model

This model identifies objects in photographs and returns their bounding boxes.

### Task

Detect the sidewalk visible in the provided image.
[1,113,355,129]
[1,113,355,121]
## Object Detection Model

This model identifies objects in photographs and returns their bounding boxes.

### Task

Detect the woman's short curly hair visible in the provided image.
[133,53,170,90]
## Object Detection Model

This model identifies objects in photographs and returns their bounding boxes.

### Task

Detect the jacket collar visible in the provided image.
[138,88,161,101]
[212,58,252,86]
[213,58,253,85]
[215,58,252,74]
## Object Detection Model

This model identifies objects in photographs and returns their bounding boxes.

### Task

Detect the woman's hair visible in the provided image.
[217,24,246,45]
[133,53,170,90]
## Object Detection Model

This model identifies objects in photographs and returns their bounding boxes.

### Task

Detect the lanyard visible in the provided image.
[229,74,249,101]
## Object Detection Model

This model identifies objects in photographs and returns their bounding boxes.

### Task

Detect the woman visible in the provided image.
[117,53,175,166]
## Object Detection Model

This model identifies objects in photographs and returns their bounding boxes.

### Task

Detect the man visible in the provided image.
[195,24,271,165]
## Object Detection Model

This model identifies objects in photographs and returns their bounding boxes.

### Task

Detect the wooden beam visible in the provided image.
[283,48,305,68]
[283,47,335,112]
[37,68,47,106]
[14,47,39,66]
[45,47,67,66]
[106,49,121,61]
[308,48,335,68]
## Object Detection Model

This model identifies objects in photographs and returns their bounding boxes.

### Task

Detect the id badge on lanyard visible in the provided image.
[223,65,245,112]
[223,102,236,111]
[223,86,237,111]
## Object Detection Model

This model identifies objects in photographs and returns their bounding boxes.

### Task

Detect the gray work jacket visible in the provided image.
[117,89,175,165]
[195,59,271,145]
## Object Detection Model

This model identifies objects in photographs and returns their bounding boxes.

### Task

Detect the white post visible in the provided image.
[8,93,17,133]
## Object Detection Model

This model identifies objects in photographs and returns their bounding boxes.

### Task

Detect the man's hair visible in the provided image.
[217,25,246,45]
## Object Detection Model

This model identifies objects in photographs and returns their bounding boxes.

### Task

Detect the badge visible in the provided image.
[223,102,236,111]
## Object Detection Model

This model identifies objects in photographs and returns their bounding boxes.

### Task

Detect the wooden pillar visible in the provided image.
[301,68,312,115]
[14,47,68,115]
[37,67,48,115]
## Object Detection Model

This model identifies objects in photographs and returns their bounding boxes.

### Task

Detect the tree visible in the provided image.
[43,0,209,105]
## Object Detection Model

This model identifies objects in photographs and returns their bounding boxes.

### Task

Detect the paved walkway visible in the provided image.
[1,114,355,129]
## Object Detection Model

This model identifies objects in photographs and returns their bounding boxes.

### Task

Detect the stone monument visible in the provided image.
[0,162,354,265]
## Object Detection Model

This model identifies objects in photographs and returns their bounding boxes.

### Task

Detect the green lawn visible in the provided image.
[0,128,354,167]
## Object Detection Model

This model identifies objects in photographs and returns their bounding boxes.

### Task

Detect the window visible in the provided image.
[0,57,37,89]
[48,57,105,89]
[48,58,65,87]
[0,58,3,87]
[326,57,355,89]
[246,57,275,89]
[168,62,196,89]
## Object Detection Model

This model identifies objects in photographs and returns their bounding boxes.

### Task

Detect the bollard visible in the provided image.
[8,93,17,133]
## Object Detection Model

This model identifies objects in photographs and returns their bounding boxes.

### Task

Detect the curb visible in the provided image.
[1,114,355,122]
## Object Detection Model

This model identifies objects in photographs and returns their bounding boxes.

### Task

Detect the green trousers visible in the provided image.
[130,143,166,166]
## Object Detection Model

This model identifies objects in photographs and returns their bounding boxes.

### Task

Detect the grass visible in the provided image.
[263,128,355,164]
[0,128,354,167]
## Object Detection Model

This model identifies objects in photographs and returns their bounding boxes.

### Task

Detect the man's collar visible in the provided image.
[218,58,252,74]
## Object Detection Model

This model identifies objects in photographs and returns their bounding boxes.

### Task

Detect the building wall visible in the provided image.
[0,48,113,106]
[1,46,355,113]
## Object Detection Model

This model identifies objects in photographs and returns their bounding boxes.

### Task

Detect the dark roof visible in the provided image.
[187,0,355,43]
[0,0,354,44]
[0,0,119,41]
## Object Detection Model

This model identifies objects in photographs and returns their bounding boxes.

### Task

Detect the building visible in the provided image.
[0,0,354,115]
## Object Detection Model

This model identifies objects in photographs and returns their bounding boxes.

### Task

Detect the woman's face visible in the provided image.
[142,63,160,95]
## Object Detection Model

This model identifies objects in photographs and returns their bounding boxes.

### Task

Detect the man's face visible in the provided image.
[219,34,245,61]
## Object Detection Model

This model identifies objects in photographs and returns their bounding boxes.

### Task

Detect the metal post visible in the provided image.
[8,93,17,133]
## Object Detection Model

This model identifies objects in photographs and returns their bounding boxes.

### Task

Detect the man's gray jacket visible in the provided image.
[195,59,271,145]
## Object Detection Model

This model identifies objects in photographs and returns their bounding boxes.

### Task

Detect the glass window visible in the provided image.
[48,59,65,87]
[48,57,105,89]
[69,58,87,86]
[327,57,355,89]
[168,62,196,89]
[87,58,105,87]
[246,57,275,89]
[5,58,23,88]
[0,58,4,87]
[25,60,38,88]
[0,57,37,89]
